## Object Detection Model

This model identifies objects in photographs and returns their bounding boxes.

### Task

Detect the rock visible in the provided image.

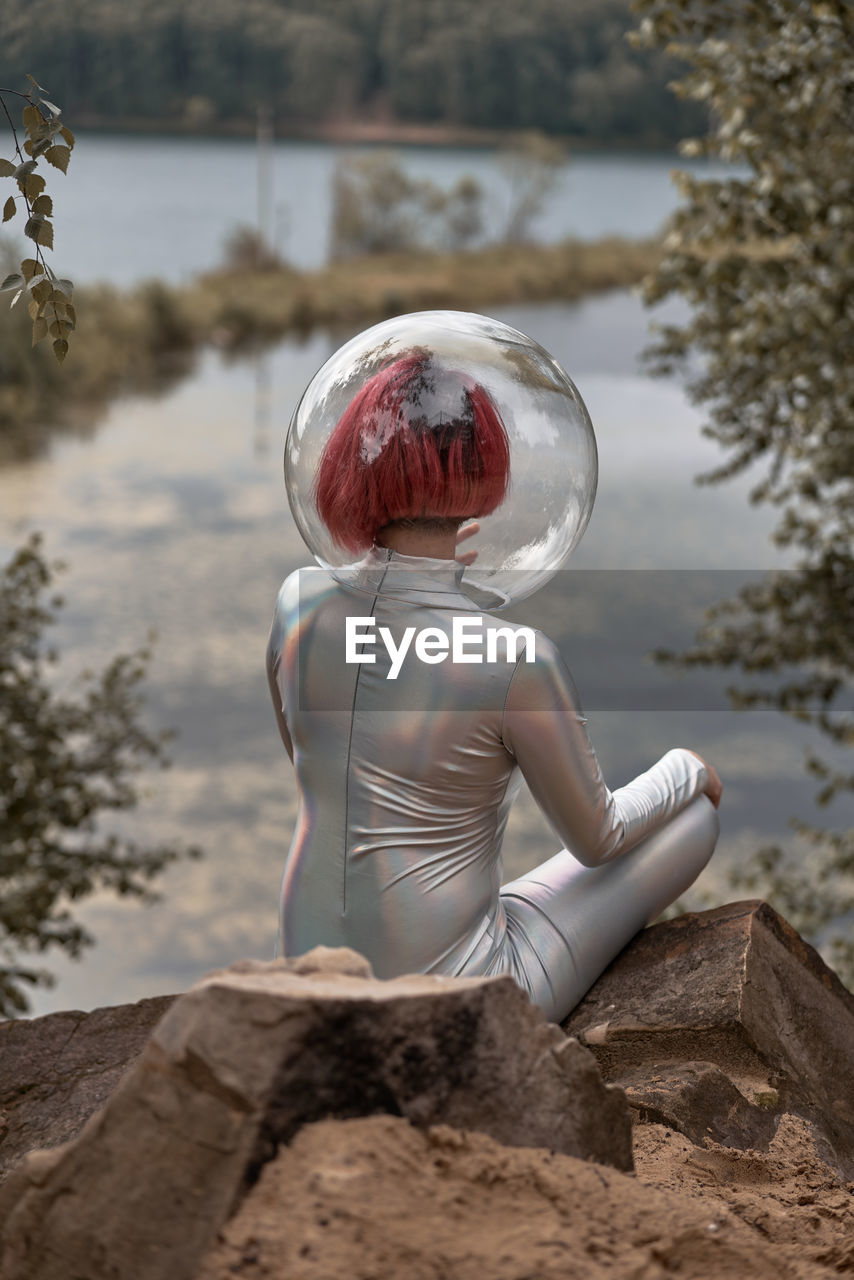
[564,899,854,1177]
[0,949,632,1280]
[0,993,176,1183]
[617,1061,780,1151]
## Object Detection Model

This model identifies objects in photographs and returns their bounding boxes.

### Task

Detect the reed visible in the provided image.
[189,236,662,350]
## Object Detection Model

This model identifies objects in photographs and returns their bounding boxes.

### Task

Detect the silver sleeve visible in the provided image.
[501,631,709,868]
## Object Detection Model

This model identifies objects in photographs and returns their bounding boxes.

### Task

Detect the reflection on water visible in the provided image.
[0,291,828,1017]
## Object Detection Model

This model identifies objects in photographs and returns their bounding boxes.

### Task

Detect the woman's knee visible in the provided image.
[654,792,720,897]
[685,792,720,863]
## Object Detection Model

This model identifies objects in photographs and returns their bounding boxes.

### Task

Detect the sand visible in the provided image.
[197,1112,854,1279]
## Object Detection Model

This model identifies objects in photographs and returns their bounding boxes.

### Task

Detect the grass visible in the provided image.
[188,236,661,350]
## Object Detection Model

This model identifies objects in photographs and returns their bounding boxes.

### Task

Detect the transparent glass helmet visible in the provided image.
[284,310,598,609]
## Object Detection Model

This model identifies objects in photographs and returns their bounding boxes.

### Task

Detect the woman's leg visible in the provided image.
[498,794,720,1023]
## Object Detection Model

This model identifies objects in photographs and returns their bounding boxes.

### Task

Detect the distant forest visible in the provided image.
[0,0,705,144]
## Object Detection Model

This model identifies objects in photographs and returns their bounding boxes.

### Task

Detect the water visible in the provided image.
[41,133,738,286]
[0,140,843,1016]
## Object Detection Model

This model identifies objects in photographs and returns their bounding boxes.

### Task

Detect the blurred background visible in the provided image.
[1,0,851,1015]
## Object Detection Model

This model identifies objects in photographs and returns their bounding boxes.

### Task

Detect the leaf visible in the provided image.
[26,73,48,93]
[21,258,44,281]
[32,315,48,346]
[65,302,77,327]
[2,196,15,223]
[0,157,15,177]
[44,146,69,174]
[24,215,54,249]
[56,278,73,296]
[0,272,24,291]
[60,126,75,150]
[32,194,53,216]
[25,118,54,145]
[22,105,43,133]
[40,99,62,117]
[10,288,22,307]
[52,338,68,364]
[22,173,46,199]
[28,297,41,320]
[14,160,37,179]
[31,278,53,305]
[30,137,53,159]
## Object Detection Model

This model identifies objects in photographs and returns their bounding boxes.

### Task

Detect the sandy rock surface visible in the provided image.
[197,1112,854,1280]
[3,903,854,1280]
[0,949,630,1280]
[565,899,854,1178]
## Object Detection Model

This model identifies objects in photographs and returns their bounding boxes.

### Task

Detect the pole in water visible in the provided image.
[256,104,274,258]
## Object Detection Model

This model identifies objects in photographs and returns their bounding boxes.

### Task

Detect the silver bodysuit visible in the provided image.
[267,545,719,1022]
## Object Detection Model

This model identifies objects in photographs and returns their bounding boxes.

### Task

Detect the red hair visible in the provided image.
[313,351,510,553]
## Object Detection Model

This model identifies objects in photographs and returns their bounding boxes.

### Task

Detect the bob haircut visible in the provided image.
[313,350,511,554]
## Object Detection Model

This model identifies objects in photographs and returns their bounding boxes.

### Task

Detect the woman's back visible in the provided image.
[268,546,537,976]
[268,544,715,1004]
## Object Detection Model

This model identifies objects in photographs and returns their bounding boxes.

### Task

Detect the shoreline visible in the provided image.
[66,114,683,154]
[191,237,661,349]
[0,236,661,459]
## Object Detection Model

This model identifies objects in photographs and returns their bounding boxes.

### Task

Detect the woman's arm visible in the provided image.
[500,632,710,867]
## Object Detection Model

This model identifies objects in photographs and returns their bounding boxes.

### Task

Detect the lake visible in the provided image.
[1,138,842,1017]
[46,133,739,285]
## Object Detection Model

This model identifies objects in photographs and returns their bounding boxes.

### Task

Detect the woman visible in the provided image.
[267,348,721,1023]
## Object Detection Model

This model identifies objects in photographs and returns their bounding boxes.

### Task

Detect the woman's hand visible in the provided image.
[455,520,480,566]
[683,749,723,809]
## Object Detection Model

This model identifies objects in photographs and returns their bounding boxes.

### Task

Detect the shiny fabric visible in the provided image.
[267,545,719,1022]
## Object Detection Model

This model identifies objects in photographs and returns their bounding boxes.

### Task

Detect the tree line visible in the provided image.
[0,0,705,144]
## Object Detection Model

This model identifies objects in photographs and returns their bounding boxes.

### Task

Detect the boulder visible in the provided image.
[0,993,176,1182]
[564,899,854,1177]
[0,947,632,1280]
